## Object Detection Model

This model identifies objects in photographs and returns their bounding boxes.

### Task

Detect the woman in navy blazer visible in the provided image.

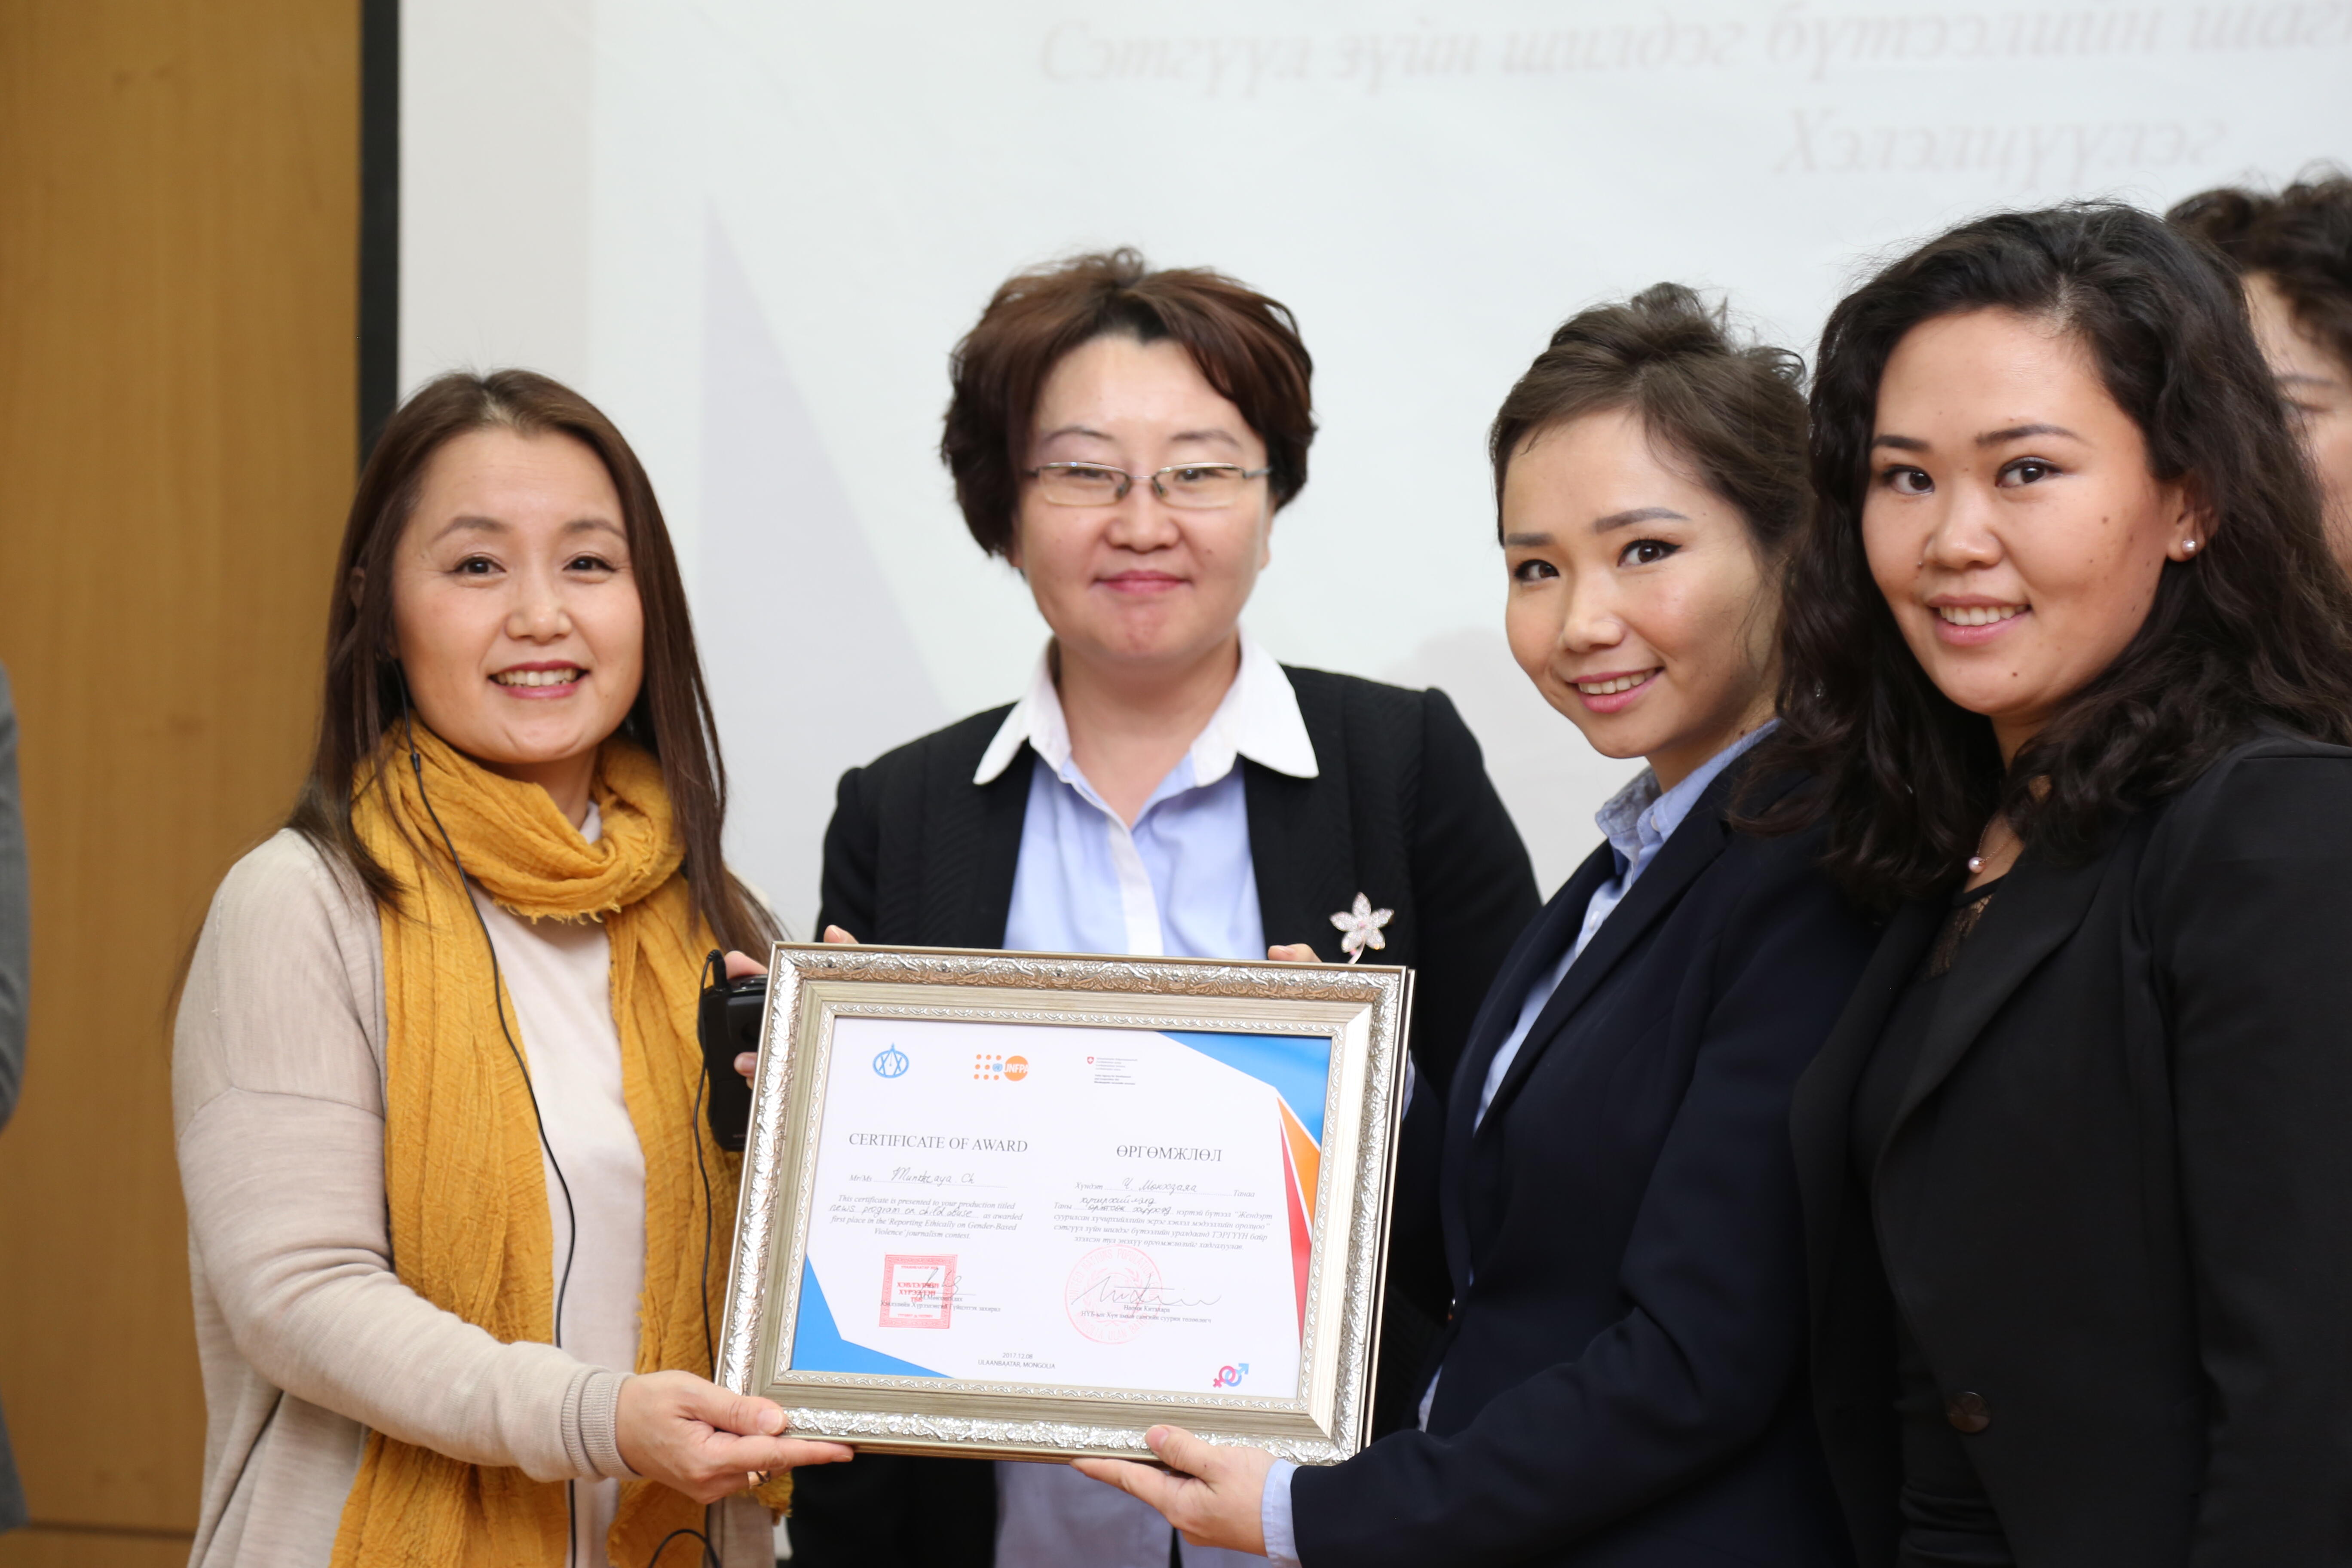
[1081,286,1874,1565]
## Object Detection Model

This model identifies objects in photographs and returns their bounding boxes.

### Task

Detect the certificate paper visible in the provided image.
[796,1017,1329,1400]
[717,946,1410,1465]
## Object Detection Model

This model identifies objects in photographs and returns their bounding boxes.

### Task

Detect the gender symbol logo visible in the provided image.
[872,1046,910,1079]
[1212,1363,1250,1388]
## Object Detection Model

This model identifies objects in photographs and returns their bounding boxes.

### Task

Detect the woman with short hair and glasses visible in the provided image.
[775,249,1540,1568]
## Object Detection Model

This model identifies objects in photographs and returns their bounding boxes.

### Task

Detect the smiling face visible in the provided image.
[1502,406,1777,790]
[2245,272,2352,568]
[1009,333,1274,679]
[1862,308,2198,763]
[388,426,645,814]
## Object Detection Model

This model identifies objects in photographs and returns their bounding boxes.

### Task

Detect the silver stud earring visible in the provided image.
[2183,538,2199,554]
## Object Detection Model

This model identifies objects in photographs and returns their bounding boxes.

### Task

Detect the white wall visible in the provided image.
[404,0,2352,921]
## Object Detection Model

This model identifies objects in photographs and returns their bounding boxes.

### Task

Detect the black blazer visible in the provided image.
[1793,733,2352,1565]
[790,667,1541,1568]
[1289,764,1874,1568]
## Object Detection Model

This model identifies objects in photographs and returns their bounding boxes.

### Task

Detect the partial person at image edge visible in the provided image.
[2168,168,2352,570]
[0,662,29,1536]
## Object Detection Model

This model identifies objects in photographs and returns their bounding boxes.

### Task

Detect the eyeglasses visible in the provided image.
[1024,462,1271,510]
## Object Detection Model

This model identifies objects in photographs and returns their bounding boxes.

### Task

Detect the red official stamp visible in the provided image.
[1063,1244,1164,1344]
[879,1253,957,1329]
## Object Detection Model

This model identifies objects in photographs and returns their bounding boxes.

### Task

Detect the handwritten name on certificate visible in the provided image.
[790,1015,1330,1399]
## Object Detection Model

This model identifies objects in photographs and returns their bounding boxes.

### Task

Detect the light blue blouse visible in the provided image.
[975,634,1319,1568]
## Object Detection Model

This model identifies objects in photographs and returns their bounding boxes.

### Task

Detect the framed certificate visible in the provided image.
[714,943,1412,1467]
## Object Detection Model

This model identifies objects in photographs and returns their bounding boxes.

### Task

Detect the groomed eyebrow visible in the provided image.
[1870,425,2081,454]
[430,514,623,541]
[1035,425,1244,452]
[1976,422,2081,446]
[1503,507,1690,548]
[436,514,510,536]
[1593,506,1688,533]
[1036,424,1114,446]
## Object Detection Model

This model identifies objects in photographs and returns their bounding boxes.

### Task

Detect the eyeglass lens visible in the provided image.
[1034,464,1257,509]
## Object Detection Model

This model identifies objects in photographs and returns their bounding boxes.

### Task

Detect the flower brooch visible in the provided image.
[1330,893,1395,964]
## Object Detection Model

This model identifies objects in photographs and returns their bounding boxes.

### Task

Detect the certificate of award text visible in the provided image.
[805,1016,1324,1400]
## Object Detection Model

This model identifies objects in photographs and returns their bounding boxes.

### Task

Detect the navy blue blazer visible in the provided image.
[1291,766,1873,1567]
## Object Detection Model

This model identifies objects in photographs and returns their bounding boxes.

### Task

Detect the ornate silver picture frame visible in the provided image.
[715,943,1413,1466]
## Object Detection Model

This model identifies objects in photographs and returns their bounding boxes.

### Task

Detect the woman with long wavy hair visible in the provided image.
[1763,203,2352,1562]
[173,371,849,1568]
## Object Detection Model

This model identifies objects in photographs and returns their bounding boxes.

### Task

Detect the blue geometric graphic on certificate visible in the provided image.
[1157,1030,1330,1144]
[791,1256,944,1378]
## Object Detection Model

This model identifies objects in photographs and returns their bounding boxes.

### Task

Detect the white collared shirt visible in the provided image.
[979,631,1319,963]
[977,631,1319,1568]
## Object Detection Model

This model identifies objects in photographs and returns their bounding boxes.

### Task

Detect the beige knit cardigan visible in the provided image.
[172,831,769,1567]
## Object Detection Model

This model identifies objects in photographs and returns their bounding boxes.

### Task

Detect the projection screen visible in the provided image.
[399,0,2350,916]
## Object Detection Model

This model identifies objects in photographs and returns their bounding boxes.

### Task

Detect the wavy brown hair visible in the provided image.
[288,369,775,951]
[1755,203,2352,908]
[940,248,1315,557]
[2169,168,2352,376]
[1488,282,1810,556]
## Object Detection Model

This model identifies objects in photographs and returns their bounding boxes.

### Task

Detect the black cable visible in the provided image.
[402,706,584,1568]
[693,949,726,1370]
[401,710,583,1340]
[643,1524,723,1567]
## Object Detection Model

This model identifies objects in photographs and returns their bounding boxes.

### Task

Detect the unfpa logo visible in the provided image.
[872,1047,910,1079]
[973,1053,1030,1082]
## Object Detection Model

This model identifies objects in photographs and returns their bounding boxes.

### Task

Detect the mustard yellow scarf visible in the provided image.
[332,726,781,1566]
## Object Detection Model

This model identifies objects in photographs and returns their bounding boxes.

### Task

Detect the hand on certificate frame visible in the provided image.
[728,927,862,1081]
[613,1369,854,1504]
[1073,1425,1274,1555]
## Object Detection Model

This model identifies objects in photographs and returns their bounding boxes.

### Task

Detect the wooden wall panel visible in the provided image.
[0,0,358,1547]
[0,1528,198,1568]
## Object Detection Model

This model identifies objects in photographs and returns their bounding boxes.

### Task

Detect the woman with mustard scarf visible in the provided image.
[172,370,851,1568]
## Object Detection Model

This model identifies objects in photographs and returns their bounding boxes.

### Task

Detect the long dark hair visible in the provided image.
[288,369,775,951]
[1758,202,2352,908]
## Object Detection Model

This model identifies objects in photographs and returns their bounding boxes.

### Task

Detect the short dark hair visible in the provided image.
[1756,202,2352,908]
[940,249,1315,557]
[1488,282,1810,555]
[289,370,775,952]
[2168,168,2352,375]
